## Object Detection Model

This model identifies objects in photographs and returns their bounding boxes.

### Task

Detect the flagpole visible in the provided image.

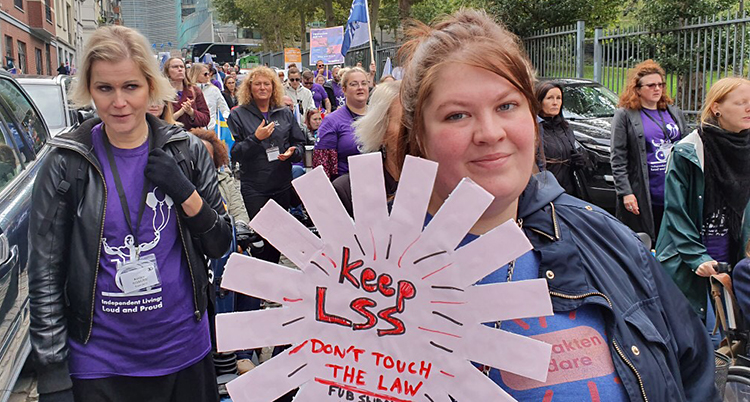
[364,0,375,73]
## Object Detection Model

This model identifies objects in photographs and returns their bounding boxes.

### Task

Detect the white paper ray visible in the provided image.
[222,253,306,303]
[293,167,356,246]
[460,324,551,382]
[216,308,307,352]
[226,345,311,402]
[446,220,533,288]
[349,153,389,228]
[249,200,323,268]
[466,279,553,323]
[388,156,437,260]
[405,178,494,268]
[439,360,517,402]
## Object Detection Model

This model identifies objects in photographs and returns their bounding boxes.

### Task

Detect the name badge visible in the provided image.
[117,254,161,295]
[266,146,280,162]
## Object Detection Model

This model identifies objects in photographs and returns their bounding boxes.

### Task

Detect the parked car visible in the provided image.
[0,70,51,402]
[16,75,94,137]
[540,78,619,214]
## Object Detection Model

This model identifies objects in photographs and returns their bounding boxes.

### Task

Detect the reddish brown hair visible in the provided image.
[396,9,538,161]
[618,59,672,110]
[190,128,229,168]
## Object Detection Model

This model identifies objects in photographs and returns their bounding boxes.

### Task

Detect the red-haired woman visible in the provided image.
[610,60,688,243]
[163,57,210,130]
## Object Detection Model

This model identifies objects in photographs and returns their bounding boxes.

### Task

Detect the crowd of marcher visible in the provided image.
[25,7,750,402]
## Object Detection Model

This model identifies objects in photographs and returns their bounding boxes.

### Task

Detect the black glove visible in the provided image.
[144,148,196,205]
[569,150,586,169]
[39,389,75,402]
[236,221,264,253]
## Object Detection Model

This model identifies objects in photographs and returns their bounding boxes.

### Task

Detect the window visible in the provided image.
[0,79,48,156]
[45,0,52,22]
[0,101,25,191]
[35,48,42,75]
[5,37,13,66]
[14,0,23,10]
[16,41,26,74]
[45,44,51,75]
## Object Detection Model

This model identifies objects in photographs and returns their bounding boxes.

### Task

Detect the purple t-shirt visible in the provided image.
[702,208,732,263]
[315,106,361,176]
[314,70,333,80]
[331,81,345,108]
[311,83,328,109]
[68,124,210,379]
[641,109,681,206]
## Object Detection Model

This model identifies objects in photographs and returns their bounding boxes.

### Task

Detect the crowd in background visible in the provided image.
[25,7,750,402]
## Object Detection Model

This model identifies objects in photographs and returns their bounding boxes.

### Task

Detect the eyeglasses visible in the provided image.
[347,81,369,88]
[203,72,210,77]
[639,82,666,89]
[289,78,300,82]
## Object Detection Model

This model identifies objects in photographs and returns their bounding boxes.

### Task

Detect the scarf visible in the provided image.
[699,124,750,241]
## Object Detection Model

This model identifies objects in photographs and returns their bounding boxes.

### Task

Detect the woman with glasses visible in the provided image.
[163,57,210,131]
[313,67,369,180]
[190,62,230,131]
[222,75,238,109]
[611,60,688,244]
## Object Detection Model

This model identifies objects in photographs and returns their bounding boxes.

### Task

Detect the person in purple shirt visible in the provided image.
[313,59,334,80]
[302,70,331,114]
[611,60,688,243]
[27,26,231,402]
[324,66,345,112]
[313,67,369,180]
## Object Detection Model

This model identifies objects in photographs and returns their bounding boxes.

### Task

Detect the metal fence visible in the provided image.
[522,10,750,116]
[523,21,585,79]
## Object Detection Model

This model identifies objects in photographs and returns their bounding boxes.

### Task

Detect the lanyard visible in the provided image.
[643,109,675,141]
[102,128,153,257]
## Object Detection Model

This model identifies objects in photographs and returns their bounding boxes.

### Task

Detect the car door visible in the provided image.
[0,74,49,402]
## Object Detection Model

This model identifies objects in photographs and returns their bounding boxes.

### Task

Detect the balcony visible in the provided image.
[27,0,56,39]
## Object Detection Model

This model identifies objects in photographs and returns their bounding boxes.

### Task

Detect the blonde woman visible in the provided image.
[189,62,230,131]
[656,77,750,320]
[313,66,369,180]
[28,25,231,401]
[163,57,210,130]
[226,66,305,264]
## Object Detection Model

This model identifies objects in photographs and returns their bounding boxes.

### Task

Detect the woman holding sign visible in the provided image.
[27,26,231,402]
[397,10,717,402]
[227,66,306,264]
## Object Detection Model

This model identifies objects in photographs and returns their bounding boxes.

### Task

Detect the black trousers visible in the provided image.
[243,189,291,264]
[71,352,219,402]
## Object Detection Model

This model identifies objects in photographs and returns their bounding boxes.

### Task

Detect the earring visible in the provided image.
[715,112,721,117]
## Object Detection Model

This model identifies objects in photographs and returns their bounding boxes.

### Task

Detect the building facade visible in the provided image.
[0,0,58,74]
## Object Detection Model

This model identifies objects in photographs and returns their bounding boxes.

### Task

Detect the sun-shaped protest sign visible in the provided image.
[216,153,554,402]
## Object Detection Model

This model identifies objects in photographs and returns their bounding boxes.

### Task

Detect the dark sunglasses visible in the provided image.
[202,72,210,77]
[639,82,665,89]
[289,78,300,82]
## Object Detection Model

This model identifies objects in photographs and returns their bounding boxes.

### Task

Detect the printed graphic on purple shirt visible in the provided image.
[68,124,210,379]
[702,208,732,263]
[311,83,328,109]
[331,81,345,108]
[641,109,681,206]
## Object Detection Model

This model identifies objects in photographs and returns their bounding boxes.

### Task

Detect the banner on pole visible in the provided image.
[310,27,345,66]
[341,0,370,57]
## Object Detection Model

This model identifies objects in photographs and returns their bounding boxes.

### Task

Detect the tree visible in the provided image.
[488,0,622,36]
[635,0,735,28]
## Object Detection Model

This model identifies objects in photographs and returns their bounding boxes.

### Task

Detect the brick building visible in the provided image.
[0,0,58,75]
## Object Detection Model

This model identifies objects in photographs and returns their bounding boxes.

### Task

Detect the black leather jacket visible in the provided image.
[27,115,232,394]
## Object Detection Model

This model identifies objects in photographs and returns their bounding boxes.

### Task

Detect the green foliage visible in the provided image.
[410,0,491,24]
[488,0,622,36]
[636,0,736,29]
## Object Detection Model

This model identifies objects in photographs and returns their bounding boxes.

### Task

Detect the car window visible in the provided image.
[21,84,66,130]
[0,79,47,155]
[0,109,26,191]
[562,85,619,119]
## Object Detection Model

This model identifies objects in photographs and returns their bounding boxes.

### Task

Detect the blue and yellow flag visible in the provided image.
[216,111,234,159]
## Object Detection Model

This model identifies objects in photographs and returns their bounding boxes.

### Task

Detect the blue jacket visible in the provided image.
[519,172,717,402]
[733,258,750,328]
